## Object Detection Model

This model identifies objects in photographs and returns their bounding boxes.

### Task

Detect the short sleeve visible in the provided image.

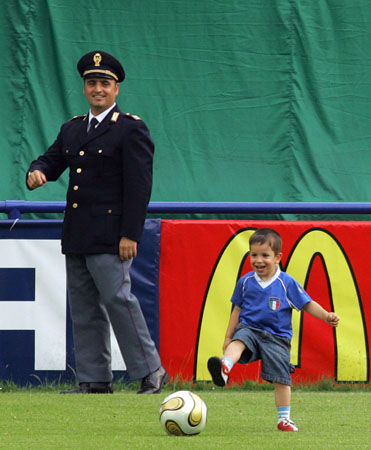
[285,276,312,311]
[230,277,245,307]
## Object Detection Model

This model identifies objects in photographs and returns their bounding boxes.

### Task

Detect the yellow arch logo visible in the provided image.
[195,228,368,382]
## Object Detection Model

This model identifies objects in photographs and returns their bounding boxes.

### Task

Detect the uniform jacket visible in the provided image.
[27,105,154,255]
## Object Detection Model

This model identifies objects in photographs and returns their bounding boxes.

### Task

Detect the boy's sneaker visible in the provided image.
[207,356,229,387]
[277,419,299,432]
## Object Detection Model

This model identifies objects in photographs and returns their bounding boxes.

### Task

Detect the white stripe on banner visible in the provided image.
[0,239,126,371]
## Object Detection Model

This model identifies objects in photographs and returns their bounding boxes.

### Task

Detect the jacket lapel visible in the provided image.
[79,106,121,146]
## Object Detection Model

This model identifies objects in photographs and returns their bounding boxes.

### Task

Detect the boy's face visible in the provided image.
[249,241,282,281]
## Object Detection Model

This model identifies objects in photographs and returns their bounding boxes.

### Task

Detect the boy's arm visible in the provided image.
[303,301,340,327]
[223,306,241,352]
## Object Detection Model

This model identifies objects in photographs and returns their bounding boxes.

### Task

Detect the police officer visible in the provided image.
[26,51,169,394]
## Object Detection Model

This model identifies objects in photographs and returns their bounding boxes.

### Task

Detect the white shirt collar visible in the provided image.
[254,266,281,288]
[88,103,116,124]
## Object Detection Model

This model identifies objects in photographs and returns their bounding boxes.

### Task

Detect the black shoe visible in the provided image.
[137,366,169,394]
[207,356,229,387]
[60,382,113,394]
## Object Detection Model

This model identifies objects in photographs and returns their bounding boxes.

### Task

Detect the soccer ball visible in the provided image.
[159,390,207,436]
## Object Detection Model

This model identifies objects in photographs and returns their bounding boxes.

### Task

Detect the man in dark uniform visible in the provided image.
[26,50,169,394]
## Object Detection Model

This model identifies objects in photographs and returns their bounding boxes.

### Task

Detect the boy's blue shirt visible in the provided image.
[231,268,312,339]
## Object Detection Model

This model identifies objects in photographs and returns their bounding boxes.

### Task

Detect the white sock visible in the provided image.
[277,406,290,422]
[221,357,234,372]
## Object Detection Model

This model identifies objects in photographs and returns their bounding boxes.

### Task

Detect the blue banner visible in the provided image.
[0,219,161,385]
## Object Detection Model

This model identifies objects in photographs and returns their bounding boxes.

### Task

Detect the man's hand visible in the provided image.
[119,237,137,261]
[27,170,47,189]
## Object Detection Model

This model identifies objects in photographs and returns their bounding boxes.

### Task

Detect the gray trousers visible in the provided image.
[66,253,161,383]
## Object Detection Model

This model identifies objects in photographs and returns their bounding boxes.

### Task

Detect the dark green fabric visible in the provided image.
[1,1,371,216]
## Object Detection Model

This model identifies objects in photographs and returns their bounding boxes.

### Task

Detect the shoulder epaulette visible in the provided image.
[125,112,142,121]
[69,114,87,121]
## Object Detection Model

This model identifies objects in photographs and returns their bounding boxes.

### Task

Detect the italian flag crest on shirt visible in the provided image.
[269,297,281,311]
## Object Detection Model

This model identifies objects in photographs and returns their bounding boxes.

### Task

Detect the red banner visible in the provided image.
[159,220,370,384]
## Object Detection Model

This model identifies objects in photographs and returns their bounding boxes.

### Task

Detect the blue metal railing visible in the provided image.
[1,200,371,219]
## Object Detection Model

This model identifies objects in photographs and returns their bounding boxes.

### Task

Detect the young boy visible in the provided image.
[207,228,340,432]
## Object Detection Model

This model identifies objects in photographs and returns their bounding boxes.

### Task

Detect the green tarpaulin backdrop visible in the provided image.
[1,1,371,216]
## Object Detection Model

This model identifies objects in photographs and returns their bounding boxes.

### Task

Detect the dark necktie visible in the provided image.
[88,117,99,134]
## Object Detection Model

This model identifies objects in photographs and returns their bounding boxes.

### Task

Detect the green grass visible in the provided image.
[1,382,370,449]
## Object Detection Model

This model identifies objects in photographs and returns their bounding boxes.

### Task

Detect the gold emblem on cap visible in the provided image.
[93,53,102,67]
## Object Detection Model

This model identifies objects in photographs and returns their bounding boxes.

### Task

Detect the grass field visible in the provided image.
[1,383,370,449]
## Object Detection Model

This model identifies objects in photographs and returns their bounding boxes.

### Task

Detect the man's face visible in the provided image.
[83,77,119,115]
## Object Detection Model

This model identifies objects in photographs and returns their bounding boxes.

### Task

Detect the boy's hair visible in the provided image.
[249,228,282,254]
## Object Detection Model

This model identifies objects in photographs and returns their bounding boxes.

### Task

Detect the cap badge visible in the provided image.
[93,53,102,67]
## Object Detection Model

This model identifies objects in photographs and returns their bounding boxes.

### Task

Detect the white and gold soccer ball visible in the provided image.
[159,390,208,436]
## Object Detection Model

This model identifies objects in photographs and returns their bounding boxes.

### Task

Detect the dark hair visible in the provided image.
[249,228,282,254]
